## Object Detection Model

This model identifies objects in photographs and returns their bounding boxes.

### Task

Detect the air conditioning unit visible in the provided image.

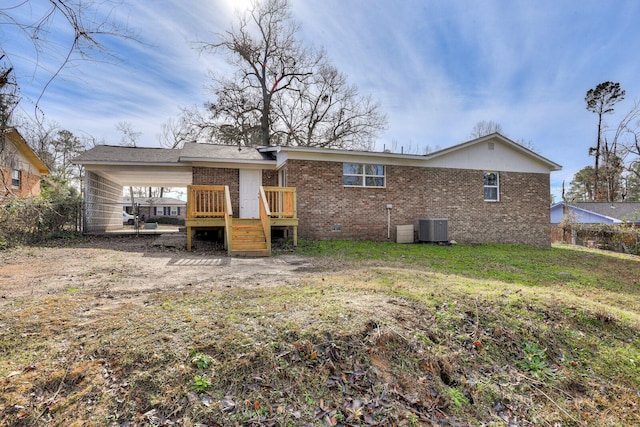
[418,218,448,242]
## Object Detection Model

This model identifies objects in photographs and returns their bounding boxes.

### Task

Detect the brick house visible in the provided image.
[1,127,49,201]
[123,196,187,222]
[74,133,561,254]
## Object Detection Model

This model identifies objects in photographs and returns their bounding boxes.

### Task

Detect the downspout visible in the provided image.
[386,204,393,239]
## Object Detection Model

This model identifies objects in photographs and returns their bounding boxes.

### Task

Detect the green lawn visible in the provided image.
[1,239,639,426]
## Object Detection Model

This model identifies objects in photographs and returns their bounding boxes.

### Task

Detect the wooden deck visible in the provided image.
[185,185,298,256]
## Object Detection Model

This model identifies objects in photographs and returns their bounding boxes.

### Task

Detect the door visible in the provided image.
[239,169,262,218]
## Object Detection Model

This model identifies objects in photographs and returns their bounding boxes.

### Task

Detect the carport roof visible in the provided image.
[74,145,189,187]
[73,143,277,187]
[74,145,181,164]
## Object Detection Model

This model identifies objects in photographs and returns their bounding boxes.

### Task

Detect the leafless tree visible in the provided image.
[0,55,20,128]
[273,61,384,149]
[614,101,640,200]
[158,117,193,149]
[0,129,19,198]
[196,0,386,148]
[469,120,504,139]
[0,0,133,111]
[116,121,141,148]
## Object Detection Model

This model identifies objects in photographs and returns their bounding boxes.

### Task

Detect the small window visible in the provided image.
[343,163,385,187]
[484,172,499,201]
[171,207,177,216]
[11,169,21,189]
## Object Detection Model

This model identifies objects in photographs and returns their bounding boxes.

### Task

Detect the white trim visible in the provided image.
[343,162,386,188]
[262,133,562,173]
[483,171,499,202]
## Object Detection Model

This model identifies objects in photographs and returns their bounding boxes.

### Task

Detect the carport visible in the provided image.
[74,145,191,233]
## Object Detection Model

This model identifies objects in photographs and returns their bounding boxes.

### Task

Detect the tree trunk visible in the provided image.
[594,113,602,200]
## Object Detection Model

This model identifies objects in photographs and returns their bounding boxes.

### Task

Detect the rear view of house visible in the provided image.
[74,133,561,254]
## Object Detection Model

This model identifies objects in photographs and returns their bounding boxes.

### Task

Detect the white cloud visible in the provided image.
[5,0,640,201]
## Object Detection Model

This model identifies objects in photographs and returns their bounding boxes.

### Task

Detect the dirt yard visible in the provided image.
[0,235,316,303]
[2,236,639,426]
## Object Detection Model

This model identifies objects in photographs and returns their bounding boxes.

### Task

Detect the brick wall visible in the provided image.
[1,166,41,198]
[193,167,240,214]
[285,159,551,246]
[193,167,278,216]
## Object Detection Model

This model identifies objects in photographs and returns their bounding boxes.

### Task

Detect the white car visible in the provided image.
[122,211,135,225]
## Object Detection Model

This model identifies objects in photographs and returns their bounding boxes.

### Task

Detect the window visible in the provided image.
[11,169,21,189]
[343,163,385,187]
[483,171,499,201]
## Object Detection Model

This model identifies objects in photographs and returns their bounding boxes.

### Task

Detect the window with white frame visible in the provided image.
[11,169,21,189]
[343,163,385,187]
[483,171,499,201]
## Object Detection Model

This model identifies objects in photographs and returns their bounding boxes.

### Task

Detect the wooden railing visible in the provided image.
[223,187,233,254]
[187,185,231,218]
[258,187,272,256]
[263,186,297,218]
[186,185,233,253]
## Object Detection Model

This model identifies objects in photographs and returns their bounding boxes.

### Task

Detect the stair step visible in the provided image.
[232,228,264,234]
[228,218,270,256]
[232,219,262,226]
[230,249,270,257]
[232,242,268,250]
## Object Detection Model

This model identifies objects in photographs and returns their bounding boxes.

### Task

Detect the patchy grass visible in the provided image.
[0,239,639,426]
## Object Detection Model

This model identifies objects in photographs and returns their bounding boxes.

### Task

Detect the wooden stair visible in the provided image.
[230,218,270,257]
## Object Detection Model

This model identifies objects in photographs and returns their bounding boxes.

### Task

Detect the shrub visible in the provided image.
[148,216,185,226]
[0,177,82,247]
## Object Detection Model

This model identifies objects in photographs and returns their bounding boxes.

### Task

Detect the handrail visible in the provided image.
[262,186,297,218]
[186,185,233,253]
[223,185,232,254]
[258,186,272,256]
[187,185,228,218]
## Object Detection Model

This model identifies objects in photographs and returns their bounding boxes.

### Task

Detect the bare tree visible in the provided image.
[469,120,503,139]
[273,61,384,149]
[0,56,20,128]
[615,102,640,201]
[0,129,19,198]
[116,121,141,148]
[0,0,133,111]
[158,117,192,149]
[196,0,386,148]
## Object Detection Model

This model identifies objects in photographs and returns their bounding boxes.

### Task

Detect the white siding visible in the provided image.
[424,140,552,173]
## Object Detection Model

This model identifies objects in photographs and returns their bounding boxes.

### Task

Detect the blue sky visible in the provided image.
[4,0,640,200]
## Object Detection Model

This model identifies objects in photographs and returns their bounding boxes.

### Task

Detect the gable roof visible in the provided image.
[576,202,640,223]
[424,133,562,172]
[75,134,561,186]
[262,133,561,173]
[3,128,50,175]
[550,201,640,225]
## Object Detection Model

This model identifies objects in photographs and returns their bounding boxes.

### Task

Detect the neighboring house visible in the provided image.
[0,127,49,201]
[551,201,640,225]
[123,196,187,221]
[74,133,561,254]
